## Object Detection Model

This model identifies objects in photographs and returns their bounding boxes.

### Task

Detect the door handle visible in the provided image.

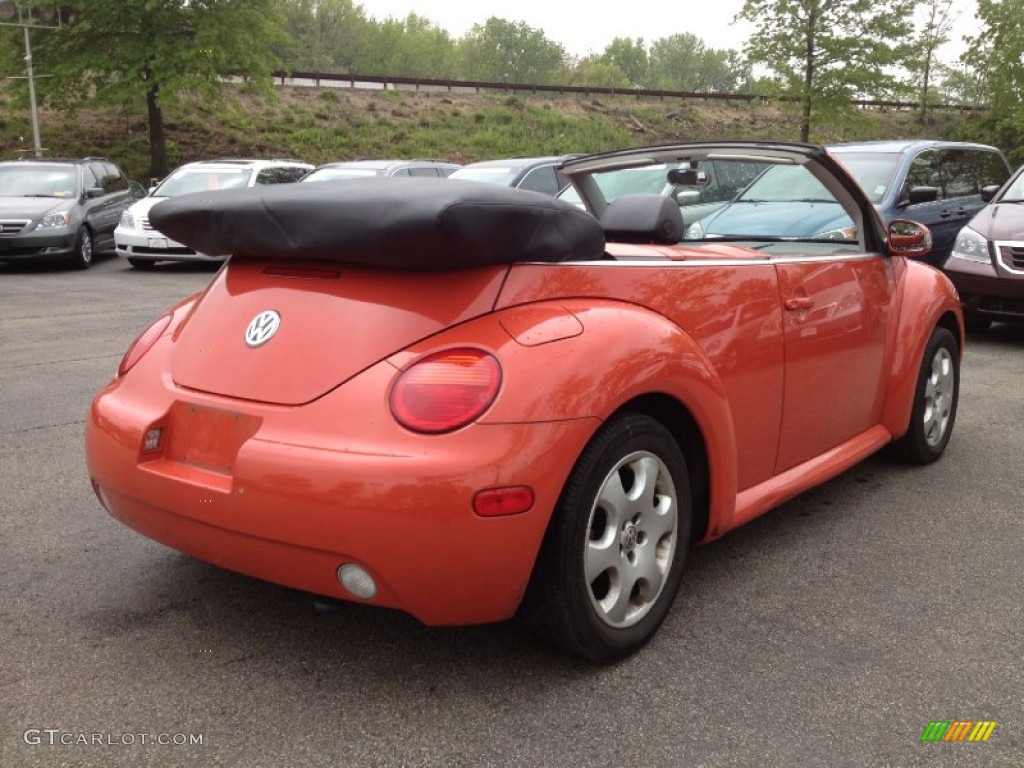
[784,297,813,311]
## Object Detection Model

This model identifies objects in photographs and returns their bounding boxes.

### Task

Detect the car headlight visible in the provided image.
[684,221,704,240]
[813,225,858,241]
[120,210,135,229]
[37,210,71,229]
[949,227,990,264]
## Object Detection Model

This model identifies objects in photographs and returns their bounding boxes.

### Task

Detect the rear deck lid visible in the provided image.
[170,261,507,405]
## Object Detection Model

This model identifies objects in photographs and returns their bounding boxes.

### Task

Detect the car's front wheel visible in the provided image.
[521,414,691,663]
[889,326,959,464]
[70,227,93,270]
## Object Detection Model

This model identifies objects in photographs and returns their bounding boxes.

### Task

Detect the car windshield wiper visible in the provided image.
[997,198,1024,203]
[19,193,62,198]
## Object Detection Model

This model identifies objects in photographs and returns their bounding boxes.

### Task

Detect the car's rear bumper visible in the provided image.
[85,358,594,626]
[942,255,1024,320]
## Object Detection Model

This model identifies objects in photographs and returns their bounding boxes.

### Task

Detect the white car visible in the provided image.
[114,158,312,268]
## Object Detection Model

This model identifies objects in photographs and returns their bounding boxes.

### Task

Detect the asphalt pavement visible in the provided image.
[1,254,1021,767]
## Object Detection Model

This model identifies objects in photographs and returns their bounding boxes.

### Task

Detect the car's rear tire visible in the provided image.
[889,326,959,465]
[127,258,156,270]
[70,227,93,270]
[520,414,691,663]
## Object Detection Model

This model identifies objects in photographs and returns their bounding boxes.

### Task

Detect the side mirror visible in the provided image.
[905,186,939,205]
[980,184,1000,203]
[86,186,105,199]
[888,219,933,259]
[673,188,700,204]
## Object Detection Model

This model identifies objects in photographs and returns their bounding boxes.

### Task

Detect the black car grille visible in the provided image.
[0,220,29,235]
[996,242,1024,272]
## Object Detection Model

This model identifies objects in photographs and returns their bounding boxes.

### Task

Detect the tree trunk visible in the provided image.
[919,49,933,125]
[146,83,169,180]
[801,4,817,143]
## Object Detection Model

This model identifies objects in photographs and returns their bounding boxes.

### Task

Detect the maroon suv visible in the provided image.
[943,165,1024,331]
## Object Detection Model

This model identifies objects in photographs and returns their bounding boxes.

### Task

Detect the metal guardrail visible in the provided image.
[269,70,983,112]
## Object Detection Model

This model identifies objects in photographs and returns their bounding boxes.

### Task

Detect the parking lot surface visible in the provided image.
[2,255,1022,767]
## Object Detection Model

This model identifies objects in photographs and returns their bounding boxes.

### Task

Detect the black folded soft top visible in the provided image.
[147,177,606,270]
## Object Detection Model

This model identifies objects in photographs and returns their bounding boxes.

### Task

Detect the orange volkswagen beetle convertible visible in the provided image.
[86,142,962,662]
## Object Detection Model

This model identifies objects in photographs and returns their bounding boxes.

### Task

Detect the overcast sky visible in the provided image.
[357,0,980,63]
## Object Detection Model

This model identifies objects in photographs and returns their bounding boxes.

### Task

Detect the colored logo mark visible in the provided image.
[920,721,997,742]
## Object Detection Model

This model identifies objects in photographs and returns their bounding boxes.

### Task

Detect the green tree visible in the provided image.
[278,0,370,74]
[963,0,1024,162]
[738,0,916,141]
[457,17,566,84]
[647,34,750,93]
[599,37,649,87]
[906,0,956,124]
[33,0,285,177]
[567,56,632,89]
[362,14,458,78]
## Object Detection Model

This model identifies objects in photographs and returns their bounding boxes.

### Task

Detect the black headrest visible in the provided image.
[599,194,683,244]
[147,177,606,271]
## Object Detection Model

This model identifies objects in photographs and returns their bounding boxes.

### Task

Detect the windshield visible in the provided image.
[302,168,384,182]
[999,169,1024,201]
[736,164,835,203]
[448,168,520,186]
[0,166,77,198]
[831,152,901,203]
[153,168,252,197]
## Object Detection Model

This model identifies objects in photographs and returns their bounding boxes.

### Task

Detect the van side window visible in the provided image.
[519,166,560,195]
[938,150,978,198]
[978,152,1012,189]
[904,152,941,197]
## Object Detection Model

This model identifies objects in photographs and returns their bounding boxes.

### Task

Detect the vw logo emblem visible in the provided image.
[244,310,281,348]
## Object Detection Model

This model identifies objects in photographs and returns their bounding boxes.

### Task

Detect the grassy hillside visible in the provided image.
[0,82,978,181]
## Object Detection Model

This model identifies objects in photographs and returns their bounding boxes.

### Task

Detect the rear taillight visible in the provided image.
[117,312,172,377]
[390,348,502,434]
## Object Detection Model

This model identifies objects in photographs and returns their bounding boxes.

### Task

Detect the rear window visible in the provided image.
[302,168,384,182]
[448,168,520,186]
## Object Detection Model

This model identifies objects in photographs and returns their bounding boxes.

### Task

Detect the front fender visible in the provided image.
[881,260,964,439]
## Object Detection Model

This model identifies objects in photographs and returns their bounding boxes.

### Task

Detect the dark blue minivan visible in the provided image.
[828,140,1012,267]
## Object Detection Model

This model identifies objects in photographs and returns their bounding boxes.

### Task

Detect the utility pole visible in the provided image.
[0,3,64,157]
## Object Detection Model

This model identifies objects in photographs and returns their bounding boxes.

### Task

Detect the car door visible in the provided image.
[81,163,119,246]
[893,150,952,265]
[772,248,894,473]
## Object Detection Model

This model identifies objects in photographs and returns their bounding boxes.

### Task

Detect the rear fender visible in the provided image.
[881,261,964,439]
[390,300,739,532]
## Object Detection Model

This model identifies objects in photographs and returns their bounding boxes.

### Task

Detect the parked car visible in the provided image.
[683,161,856,242]
[448,156,575,196]
[0,157,144,269]
[114,158,312,268]
[943,162,1024,330]
[829,140,1012,266]
[301,159,460,182]
[559,158,764,228]
[86,141,962,663]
